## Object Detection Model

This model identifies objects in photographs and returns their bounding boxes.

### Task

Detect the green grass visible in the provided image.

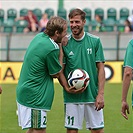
[0,83,132,133]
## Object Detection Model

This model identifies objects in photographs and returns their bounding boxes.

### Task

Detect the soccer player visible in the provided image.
[16,16,67,133]
[0,86,2,94]
[121,39,133,120]
[58,8,105,133]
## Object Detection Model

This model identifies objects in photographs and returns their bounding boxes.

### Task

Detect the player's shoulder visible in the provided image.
[85,32,101,45]
[67,32,100,40]
[37,32,59,49]
[129,39,133,46]
[49,38,59,49]
[34,32,44,37]
[85,32,100,40]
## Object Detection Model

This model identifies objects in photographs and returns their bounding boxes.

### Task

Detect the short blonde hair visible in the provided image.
[45,16,67,36]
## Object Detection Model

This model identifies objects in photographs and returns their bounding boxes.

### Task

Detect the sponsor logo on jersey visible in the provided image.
[69,51,74,56]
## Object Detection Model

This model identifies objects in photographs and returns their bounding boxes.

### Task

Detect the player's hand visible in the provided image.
[121,101,129,120]
[61,36,68,46]
[95,93,104,111]
[67,86,86,94]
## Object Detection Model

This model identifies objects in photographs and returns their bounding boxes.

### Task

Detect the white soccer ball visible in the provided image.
[67,68,90,89]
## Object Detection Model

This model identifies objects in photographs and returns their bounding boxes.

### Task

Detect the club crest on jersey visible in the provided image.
[87,48,92,54]
[69,51,74,56]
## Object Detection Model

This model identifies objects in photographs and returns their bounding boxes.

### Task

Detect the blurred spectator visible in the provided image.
[95,14,105,32]
[39,13,49,32]
[124,19,133,33]
[16,10,39,33]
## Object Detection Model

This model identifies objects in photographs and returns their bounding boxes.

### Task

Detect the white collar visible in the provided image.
[73,32,85,41]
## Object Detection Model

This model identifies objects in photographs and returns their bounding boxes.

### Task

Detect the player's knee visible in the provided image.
[91,128,104,133]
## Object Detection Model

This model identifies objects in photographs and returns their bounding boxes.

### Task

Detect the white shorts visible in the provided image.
[65,103,104,130]
[17,102,47,129]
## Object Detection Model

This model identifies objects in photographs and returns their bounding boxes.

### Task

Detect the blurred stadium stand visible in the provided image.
[0,32,132,61]
[44,8,54,19]
[107,8,117,21]
[0,0,133,61]
[94,8,104,20]
[57,8,67,20]
[119,7,129,20]
[32,8,42,20]
[7,8,17,21]
[0,6,133,33]
[19,8,28,17]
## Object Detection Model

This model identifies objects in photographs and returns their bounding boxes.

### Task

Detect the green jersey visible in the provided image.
[63,32,105,103]
[16,32,62,110]
[123,39,133,106]
[123,39,133,69]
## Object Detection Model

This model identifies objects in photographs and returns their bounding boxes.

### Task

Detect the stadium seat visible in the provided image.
[83,8,92,24]
[33,8,42,21]
[20,8,28,16]
[95,8,104,20]
[7,8,17,21]
[116,19,125,32]
[57,8,67,20]
[84,24,89,32]
[0,9,4,24]
[3,19,15,33]
[90,20,98,31]
[103,19,115,32]
[15,20,28,33]
[45,8,54,19]
[120,7,129,20]
[107,8,117,21]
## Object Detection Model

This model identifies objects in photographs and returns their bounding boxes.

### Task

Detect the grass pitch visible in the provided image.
[0,83,132,133]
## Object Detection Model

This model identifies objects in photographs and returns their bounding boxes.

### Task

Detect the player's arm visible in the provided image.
[58,65,76,93]
[58,43,64,67]
[121,66,132,120]
[51,41,65,79]
[57,40,70,90]
[58,64,70,92]
[58,65,85,93]
[15,16,25,21]
[95,62,105,111]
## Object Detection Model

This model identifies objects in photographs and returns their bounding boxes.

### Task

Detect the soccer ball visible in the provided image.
[67,69,90,89]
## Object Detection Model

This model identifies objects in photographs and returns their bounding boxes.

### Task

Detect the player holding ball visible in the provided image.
[58,8,105,133]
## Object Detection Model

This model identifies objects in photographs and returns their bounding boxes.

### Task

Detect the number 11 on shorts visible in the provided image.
[67,116,74,126]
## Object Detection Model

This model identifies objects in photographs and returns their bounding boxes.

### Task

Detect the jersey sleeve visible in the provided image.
[123,41,133,68]
[46,49,62,75]
[95,38,105,62]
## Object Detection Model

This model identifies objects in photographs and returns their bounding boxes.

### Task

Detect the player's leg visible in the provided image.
[26,129,33,133]
[65,104,84,133]
[84,103,104,133]
[66,129,78,133]
[17,102,47,133]
[26,128,46,133]
[90,129,104,133]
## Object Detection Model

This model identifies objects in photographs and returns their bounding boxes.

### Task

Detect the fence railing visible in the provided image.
[0,32,133,61]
